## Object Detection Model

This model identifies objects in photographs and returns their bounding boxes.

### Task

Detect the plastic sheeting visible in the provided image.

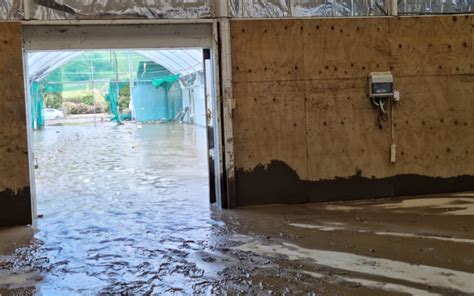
[30,0,212,20]
[27,50,203,83]
[1,0,472,20]
[228,0,472,16]
[0,0,23,19]
[229,0,291,17]
[227,0,386,16]
[27,51,84,82]
[293,0,387,16]
[136,50,203,77]
[398,0,473,14]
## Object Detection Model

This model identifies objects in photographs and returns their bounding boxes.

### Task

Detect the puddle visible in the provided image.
[236,238,474,294]
[1,123,224,294]
[288,223,474,244]
[0,122,473,295]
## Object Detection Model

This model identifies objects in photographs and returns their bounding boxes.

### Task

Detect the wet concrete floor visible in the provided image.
[1,122,473,295]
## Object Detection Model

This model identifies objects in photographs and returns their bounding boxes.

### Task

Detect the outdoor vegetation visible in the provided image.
[41,51,144,116]
[118,83,131,113]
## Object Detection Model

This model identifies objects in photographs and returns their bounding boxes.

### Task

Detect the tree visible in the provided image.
[44,92,63,109]
[118,83,131,112]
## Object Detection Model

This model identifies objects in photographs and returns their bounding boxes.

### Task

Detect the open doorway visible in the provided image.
[26,47,217,209]
[21,23,226,214]
[21,45,224,292]
[0,22,230,294]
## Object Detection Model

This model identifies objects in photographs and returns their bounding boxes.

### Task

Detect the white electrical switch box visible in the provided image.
[393,90,400,102]
[390,144,397,163]
[369,72,394,98]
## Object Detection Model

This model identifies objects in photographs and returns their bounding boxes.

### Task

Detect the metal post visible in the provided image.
[114,51,120,121]
[390,0,398,15]
[289,0,295,17]
[24,0,31,20]
[90,56,97,127]
[215,0,229,17]
[217,19,236,208]
[127,51,134,117]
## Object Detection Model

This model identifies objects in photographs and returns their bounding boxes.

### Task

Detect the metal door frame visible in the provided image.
[21,20,228,226]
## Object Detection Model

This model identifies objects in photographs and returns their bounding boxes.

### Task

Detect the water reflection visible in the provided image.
[2,122,227,294]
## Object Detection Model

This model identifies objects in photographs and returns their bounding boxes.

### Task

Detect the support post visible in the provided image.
[90,56,97,126]
[127,50,134,116]
[389,0,398,15]
[24,0,31,20]
[215,0,237,208]
[217,18,236,208]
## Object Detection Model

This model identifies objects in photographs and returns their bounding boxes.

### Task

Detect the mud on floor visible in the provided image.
[0,123,473,295]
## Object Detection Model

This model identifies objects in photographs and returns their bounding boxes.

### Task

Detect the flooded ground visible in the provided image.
[1,122,473,295]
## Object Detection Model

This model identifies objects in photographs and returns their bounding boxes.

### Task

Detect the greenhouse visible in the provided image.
[26,49,207,128]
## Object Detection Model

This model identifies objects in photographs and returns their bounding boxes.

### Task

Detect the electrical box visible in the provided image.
[369,72,393,98]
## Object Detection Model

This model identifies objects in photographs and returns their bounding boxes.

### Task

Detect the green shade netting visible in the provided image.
[151,74,181,91]
[150,74,182,121]
[43,83,63,93]
[131,68,182,122]
[30,82,45,129]
[105,82,127,123]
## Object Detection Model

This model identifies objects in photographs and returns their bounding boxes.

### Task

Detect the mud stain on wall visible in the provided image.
[0,22,31,226]
[236,160,474,206]
[0,187,32,226]
[231,16,474,206]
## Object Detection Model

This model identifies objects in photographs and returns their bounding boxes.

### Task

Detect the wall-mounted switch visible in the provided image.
[390,144,397,163]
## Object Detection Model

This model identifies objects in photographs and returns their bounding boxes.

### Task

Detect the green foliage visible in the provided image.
[63,102,108,115]
[65,97,83,104]
[44,92,63,109]
[83,95,94,106]
[63,102,91,115]
[118,83,131,112]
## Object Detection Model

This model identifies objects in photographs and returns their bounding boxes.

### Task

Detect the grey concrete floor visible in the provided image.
[0,122,473,295]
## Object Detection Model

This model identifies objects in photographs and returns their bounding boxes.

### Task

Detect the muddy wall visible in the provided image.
[231,15,474,206]
[0,22,32,226]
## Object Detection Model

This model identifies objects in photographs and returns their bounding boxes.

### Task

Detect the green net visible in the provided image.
[130,63,183,122]
[151,74,181,91]
[34,52,187,125]
[30,82,45,129]
[43,83,63,93]
[105,82,127,123]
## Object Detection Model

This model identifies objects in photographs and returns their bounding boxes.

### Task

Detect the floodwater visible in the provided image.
[1,122,474,295]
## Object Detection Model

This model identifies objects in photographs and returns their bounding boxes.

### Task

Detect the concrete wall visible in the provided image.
[231,15,474,206]
[0,22,32,226]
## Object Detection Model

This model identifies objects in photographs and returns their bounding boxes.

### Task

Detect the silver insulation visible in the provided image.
[0,0,472,20]
[292,0,387,16]
[228,0,291,17]
[30,0,212,20]
[228,0,388,17]
[0,0,23,19]
[228,0,472,16]
[398,0,473,14]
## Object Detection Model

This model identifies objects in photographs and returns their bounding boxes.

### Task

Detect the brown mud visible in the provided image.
[0,123,473,295]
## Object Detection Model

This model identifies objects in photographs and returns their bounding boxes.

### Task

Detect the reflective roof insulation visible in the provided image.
[27,49,203,82]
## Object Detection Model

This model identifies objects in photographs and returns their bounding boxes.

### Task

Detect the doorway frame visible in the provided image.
[21,19,229,224]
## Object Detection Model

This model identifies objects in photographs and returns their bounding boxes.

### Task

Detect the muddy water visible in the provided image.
[1,123,225,294]
[1,122,474,295]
